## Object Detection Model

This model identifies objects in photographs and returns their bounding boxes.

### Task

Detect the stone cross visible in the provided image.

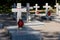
[33,4,40,15]
[26,3,33,22]
[12,3,16,8]
[43,3,51,15]
[12,3,17,20]
[58,6,60,16]
[55,3,59,15]
[12,3,26,22]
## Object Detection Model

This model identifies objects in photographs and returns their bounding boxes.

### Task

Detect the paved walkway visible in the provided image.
[29,21,60,32]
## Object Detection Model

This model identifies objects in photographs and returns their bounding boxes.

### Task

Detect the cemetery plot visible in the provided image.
[0,2,60,40]
[9,30,41,40]
[6,3,44,29]
[0,13,17,26]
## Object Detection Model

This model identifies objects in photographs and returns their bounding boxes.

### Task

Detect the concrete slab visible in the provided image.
[6,20,44,29]
[9,30,41,40]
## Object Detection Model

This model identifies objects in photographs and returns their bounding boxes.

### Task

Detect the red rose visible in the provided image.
[18,19,24,28]
[47,11,51,16]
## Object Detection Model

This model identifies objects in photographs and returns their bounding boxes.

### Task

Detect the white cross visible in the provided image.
[27,3,33,9]
[33,4,40,15]
[58,6,60,16]
[26,3,33,22]
[43,3,51,15]
[55,3,59,15]
[12,3,26,22]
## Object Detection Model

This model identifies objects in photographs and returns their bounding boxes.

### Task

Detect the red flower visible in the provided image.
[36,11,40,14]
[47,11,51,16]
[18,19,24,28]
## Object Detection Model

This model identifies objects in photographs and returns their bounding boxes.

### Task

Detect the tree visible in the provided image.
[58,0,60,4]
[0,0,55,13]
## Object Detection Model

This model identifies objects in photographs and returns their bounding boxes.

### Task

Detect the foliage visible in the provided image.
[58,0,60,4]
[0,0,59,13]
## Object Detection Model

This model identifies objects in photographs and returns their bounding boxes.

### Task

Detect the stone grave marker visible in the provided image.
[54,3,60,22]
[33,4,40,15]
[43,3,51,16]
[12,3,26,22]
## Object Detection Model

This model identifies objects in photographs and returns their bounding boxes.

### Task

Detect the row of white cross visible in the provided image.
[6,3,60,29]
[12,3,60,22]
